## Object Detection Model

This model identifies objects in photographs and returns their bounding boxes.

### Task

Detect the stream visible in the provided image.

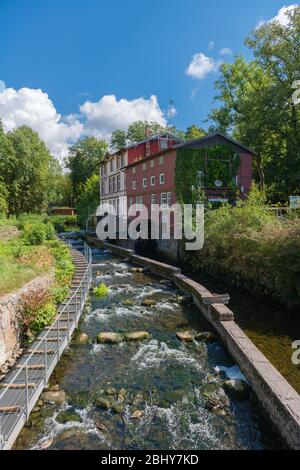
[14,241,282,450]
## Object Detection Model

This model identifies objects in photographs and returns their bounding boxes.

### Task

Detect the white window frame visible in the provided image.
[150,159,154,168]
[150,175,155,187]
[142,162,147,171]
[159,173,165,185]
[159,155,164,165]
[142,177,147,188]
[151,193,156,204]
[132,181,136,190]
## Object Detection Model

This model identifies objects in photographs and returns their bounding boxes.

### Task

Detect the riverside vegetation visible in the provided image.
[0,214,74,340]
[181,186,300,308]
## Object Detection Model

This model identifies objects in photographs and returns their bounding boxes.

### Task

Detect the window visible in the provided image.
[121,154,126,167]
[150,159,154,168]
[151,193,156,204]
[135,195,143,211]
[160,139,168,150]
[150,175,155,186]
[113,177,116,193]
[132,181,136,190]
[159,173,165,184]
[110,159,115,172]
[142,162,147,171]
[160,192,167,207]
[159,156,164,165]
[117,156,121,169]
[117,175,121,191]
[109,178,113,194]
[101,181,105,196]
[106,162,109,174]
[167,192,171,207]
[142,177,147,188]
[132,167,136,175]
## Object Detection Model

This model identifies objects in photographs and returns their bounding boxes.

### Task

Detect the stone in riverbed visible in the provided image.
[95,397,111,410]
[141,299,157,307]
[97,332,123,344]
[40,390,66,405]
[111,403,124,414]
[56,410,82,424]
[76,333,89,344]
[224,379,250,400]
[194,332,217,343]
[105,387,116,396]
[130,267,143,273]
[124,331,150,341]
[122,299,135,307]
[176,331,194,342]
[131,410,143,419]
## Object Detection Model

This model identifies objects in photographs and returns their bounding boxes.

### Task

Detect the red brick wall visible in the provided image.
[126,150,177,213]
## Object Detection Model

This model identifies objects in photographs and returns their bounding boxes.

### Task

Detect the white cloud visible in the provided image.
[208,41,215,51]
[0,84,169,162]
[80,94,167,140]
[0,86,83,161]
[219,47,233,56]
[258,4,298,27]
[185,53,220,80]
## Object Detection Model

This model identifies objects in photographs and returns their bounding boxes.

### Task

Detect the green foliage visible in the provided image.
[175,145,240,204]
[22,221,55,245]
[76,174,100,225]
[0,179,8,216]
[208,6,300,202]
[184,186,300,306]
[127,121,166,143]
[93,283,109,297]
[48,214,79,232]
[66,136,107,198]
[110,129,127,151]
[47,238,75,285]
[185,125,206,141]
[29,302,57,335]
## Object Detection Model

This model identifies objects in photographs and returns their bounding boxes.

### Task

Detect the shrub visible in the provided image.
[93,283,109,297]
[48,215,78,232]
[29,302,57,335]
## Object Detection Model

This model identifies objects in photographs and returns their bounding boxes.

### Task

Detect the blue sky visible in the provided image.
[0,0,297,159]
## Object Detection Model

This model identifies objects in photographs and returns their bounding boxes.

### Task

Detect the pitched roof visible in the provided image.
[175,132,257,155]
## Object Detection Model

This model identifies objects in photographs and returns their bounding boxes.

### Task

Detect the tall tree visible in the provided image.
[110,129,127,151]
[208,6,300,201]
[66,136,107,199]
[185,125,206,141]
[76,174,100,225]
[8,126,52,214]
[126,121,166,143]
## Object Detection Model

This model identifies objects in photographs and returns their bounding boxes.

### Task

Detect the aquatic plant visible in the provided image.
[93,282,109,297]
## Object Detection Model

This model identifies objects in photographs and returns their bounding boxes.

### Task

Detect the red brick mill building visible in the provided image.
[99,132,255,258]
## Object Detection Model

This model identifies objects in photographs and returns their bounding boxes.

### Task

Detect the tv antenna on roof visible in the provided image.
[168,100,174,129]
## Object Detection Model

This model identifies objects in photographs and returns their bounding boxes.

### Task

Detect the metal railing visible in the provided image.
[0,236,92,450]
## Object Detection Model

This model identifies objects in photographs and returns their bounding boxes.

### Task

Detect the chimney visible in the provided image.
[145,125,151,139]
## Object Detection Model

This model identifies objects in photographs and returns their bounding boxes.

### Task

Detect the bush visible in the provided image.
[183,186,300,306]
[22,221,55,245]
[48,215,78,232]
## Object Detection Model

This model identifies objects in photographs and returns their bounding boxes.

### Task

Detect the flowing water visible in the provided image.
[14,243,282,450]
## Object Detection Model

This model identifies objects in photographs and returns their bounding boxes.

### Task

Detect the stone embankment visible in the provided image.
[0,273,54,375]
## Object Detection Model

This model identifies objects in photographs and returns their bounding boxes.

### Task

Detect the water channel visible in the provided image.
[14,242,282,450]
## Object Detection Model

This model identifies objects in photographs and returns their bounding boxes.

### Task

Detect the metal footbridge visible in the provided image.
[0,236,92,450]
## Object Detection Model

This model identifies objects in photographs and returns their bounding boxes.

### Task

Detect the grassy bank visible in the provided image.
[182,187,300,307]
[0,215,75,338]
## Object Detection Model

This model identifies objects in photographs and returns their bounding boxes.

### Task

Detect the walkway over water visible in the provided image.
[0,238,92,450]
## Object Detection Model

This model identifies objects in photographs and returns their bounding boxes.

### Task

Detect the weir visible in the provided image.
[0,237,92,450]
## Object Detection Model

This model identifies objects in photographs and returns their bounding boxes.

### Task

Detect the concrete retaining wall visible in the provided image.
[87,237,300,449]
